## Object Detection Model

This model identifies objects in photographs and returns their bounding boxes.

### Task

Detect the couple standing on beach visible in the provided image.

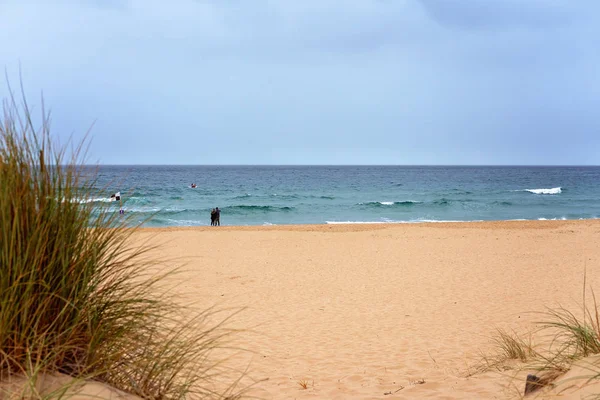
[210,207,220,226]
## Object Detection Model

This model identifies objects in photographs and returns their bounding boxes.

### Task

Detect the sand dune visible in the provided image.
[1,373,140,400]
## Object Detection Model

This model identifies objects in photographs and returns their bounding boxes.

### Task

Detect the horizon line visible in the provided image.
[83,164,600,167]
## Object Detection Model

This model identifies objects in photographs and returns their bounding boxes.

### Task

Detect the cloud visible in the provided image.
[0,0,598,164]
[418,0,581,30]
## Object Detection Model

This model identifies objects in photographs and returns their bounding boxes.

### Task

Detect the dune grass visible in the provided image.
[492,329,538,363]
[541,295,600,360]
[477,284,600,396]
[0,89,244,399]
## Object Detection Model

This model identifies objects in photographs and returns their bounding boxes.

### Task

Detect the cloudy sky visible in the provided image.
[1,0,598,165]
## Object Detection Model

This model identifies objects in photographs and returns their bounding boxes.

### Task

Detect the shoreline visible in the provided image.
[137,218,600,232]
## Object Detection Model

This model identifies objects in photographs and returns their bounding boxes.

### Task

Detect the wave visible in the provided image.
[124,207,162,213]
[325,219,480,225]
[151,218,205,226]
[125,197,152,206]
[232,193,300,200]
[78,192,151,204]
[410,219,482,223]
[449,189,473,195]
[326,220,388,224]
[122,204,296,216]
[360,199,488,208]
[270,194,300,200]
[359,200,421,207]
[523,187,562,195]
[233,193,334,200]
[224,205,295,214]
[432,197,475,205]
[78,197,118,204]
[232,194,253,199]
[492,201,513,206]
[120,206,198,215]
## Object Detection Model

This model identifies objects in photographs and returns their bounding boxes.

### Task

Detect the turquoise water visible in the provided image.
[90,166,600,227]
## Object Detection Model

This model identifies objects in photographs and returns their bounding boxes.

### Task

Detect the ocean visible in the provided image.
[90,166,600,227]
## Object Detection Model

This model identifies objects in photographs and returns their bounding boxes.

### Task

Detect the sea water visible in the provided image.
[89,165,600,227]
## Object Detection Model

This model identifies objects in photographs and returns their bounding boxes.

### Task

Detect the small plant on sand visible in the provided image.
[492,329,537,363]
[469,329,538,376]
[0,88,243,399]
[297,379,309,390]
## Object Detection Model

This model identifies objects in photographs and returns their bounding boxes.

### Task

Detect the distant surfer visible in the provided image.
[111,191,123,215]
[191,183,197,188]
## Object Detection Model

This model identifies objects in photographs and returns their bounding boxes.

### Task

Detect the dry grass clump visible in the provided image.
[297,379,309,390]
[469,329,538,377]
[0,88,243,399]
[492,329,538,363]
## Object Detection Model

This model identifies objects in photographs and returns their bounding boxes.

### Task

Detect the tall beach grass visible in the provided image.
[0,88,243,399]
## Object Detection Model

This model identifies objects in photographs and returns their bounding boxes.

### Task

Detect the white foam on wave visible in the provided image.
[125,206,161,213]
[164,207,187,212]
[326,221,388,225]
[358,200,422,205]
[524,187,562,195]
[77,197,117,204]
[163,219,205,226]
[325,219,481,225]
[412,219,481,223]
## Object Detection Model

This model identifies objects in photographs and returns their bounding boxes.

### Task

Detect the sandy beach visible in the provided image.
[133,220,600,399]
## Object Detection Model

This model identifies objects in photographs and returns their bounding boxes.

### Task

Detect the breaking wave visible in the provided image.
[78,197,117,204]
[359,201,421,207]
[524,187,562,195]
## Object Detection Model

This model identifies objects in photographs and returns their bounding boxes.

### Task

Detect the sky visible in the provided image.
[0,0,599,165]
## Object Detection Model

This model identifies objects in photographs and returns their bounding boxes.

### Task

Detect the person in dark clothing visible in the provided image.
[214,207,221,226]
[210,208,216,226]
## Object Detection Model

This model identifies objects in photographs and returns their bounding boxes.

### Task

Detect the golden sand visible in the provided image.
[127,219,600,399]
